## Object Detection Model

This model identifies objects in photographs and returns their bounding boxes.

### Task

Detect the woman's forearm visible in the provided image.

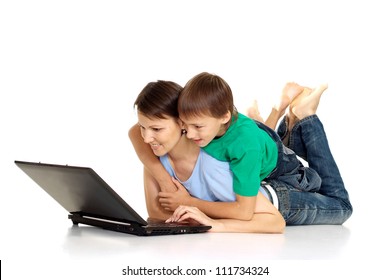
[143,169,173,220]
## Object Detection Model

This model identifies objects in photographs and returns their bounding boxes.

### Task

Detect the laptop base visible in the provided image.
[68,213,211,236]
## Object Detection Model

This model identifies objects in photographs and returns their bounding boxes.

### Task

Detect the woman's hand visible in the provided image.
[166,205,222,232]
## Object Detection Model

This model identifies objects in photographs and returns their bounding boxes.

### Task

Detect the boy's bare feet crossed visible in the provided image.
[247,82,304,124]
[288,84,328,129]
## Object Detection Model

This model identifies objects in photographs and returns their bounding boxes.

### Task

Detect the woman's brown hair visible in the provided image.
[134,80,183,119]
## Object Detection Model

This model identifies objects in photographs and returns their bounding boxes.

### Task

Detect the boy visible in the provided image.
[171,72,311,220]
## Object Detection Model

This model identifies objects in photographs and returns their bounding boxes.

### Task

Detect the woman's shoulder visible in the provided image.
[199,149,229,166]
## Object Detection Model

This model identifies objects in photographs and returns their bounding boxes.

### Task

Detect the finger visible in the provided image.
[171,177,180,184]
[171,177,185,190]
[178,210,212,227]
[177,212,192,222]
[169,205,187,222]
[177,212,204,224]
[158,192,171,198]
[159,197,174,206]
[174,206,198,222]
[159,200,168,208]
[161,203,174,211]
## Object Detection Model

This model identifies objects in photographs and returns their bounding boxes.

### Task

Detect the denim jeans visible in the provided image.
[257,115,353,225]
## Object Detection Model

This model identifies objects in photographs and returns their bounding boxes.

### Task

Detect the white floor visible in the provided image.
[2,221,387,279]
[1,168,387,279]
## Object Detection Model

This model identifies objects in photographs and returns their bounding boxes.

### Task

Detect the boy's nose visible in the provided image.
[185,127,195,139]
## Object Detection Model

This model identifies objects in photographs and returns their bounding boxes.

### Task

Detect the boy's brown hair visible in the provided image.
[178,72,237,121]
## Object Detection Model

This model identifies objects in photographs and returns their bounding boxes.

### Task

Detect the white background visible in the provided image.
[1,0,388,279]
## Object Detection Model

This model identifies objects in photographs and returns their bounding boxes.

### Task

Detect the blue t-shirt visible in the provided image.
[160,150,235,202]
[160,149,271,202]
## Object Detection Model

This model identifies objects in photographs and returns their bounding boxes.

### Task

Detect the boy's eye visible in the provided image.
[152,128,162,132]
[195,125,203,129]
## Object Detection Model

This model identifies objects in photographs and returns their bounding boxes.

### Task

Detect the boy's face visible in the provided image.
[137,112,183,156]
[180,112,231,147]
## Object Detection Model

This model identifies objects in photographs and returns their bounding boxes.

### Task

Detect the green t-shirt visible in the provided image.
[203,113,278,196]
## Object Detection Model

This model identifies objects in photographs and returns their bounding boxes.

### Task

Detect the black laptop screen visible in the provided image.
[15,161,147,226]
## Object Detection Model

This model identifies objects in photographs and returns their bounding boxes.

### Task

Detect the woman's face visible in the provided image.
[137,112,183,157]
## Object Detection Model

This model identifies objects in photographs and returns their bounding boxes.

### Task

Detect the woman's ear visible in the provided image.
[177,119,187,135]
[177,118,185,129]
[221,111,231,124]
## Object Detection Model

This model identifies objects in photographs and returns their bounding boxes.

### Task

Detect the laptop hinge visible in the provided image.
[68,213,147,236]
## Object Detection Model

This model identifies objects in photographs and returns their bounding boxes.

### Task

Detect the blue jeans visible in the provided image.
[257,115,353,225]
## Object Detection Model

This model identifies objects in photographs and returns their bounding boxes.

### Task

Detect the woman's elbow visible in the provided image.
[269,211,286,233]
[253,213,286,234]
[236,211,255,221]
[128,124,139,142]
[146,204,172,221]
[274,218,286,233]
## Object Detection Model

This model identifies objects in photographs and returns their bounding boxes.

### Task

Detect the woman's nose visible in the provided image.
[142,130,154,143]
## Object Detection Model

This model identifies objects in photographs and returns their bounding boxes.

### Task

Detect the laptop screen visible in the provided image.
[15,161,148,226]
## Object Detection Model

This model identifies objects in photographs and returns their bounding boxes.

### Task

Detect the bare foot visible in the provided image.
[291,84,328,120]
[274,82,304,112]
[285,87,312,130]
[247,100,264,123]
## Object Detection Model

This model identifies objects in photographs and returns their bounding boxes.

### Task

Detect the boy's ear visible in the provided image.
[221,111,231,124]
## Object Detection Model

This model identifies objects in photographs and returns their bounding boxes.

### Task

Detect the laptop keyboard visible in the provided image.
[147,221,183,227]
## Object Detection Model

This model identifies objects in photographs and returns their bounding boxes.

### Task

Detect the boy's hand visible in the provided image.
[158,176,178,193]
[158,177,191,211]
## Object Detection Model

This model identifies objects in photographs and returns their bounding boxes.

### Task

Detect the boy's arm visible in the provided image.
[212,193,285,233]
[194,194,257,221]
[166,194,285,233]
[128,124,177,192]
[199,211,285,233]
[159,179,256,220]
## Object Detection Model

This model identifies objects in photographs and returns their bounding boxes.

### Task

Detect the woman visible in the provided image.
[131,80,285,233]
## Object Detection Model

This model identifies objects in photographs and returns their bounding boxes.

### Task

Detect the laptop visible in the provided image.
[14,160,211,236]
